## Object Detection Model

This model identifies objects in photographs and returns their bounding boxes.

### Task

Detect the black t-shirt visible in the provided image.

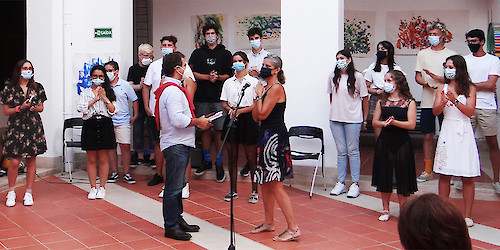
[189,44,232,103]
[127,63,149,108]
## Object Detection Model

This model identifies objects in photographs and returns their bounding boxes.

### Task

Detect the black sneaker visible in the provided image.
[195,161,212,176]
[239,162,250,177]
[216,164,225,183]
[224,191,238,202]
[107,172,119,183]
[148,173,163,186]
[123,173,136,184]
[149,159,156,169]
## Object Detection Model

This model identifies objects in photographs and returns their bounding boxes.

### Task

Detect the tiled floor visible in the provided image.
[0,141,499,249]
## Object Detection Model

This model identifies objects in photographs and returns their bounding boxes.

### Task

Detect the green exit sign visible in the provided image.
[94,28,112,38]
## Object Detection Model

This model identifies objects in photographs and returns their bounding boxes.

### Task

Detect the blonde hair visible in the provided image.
[138,43,153,54]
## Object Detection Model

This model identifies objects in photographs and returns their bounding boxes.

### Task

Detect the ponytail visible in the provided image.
[277,69,286,84]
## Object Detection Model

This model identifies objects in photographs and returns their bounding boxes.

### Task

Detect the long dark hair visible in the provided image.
[381,70,413,103]
[90,65,116,102]
[374,41,395,72]
[11,59,37,90]
[265,54,285,84]
[333,49,356,97]
[398,193,471,249]
[444,55,473,97]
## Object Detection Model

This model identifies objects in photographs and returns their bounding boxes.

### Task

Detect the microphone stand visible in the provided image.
[216,83,250,250]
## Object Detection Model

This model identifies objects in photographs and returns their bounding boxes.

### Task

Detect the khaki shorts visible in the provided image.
[470,109,498,137]
[114,124,131,144]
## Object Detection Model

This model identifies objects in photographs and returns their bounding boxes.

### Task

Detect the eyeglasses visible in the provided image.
[465,39,480,45]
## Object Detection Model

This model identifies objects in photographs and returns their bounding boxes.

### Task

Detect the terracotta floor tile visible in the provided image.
[0,235,40,248]
[124,238,168,249]
[44,239,88,250]
[471,239,500,250]
[7,243,48,250]
[108,227,150,242]
[0,227,29,240]
[89,242,131,249]
[169,241,205,250]
[33,231,73,244]
[341,223,382,236]
[77,234,120,248]
[334,235,381,249]
[363,230,401,244]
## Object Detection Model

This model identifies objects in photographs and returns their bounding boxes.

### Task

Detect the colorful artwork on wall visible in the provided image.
[74,54,118,95]
[487,23,500,56]
[235,14,281,50]
[192,14,224,49]
[344,11,375,57]
[386,11,469,55]
[396,16,453,50]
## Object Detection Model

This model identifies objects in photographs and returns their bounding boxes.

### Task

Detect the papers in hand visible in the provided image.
[207,111,223,122]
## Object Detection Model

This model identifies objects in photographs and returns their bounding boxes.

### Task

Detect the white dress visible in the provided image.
[433,91,481,177]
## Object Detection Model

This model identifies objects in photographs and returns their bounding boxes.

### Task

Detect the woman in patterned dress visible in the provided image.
[250,54,300,242]
[1,59,47,207]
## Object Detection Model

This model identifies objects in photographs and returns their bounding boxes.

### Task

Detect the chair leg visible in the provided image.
[321,154,327,191]
[310,160,320,199]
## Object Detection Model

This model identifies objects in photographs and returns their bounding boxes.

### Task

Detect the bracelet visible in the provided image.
[104,100,111,104]
[15,106,21,113]
[255,96,261,101]
[454,99,460,105]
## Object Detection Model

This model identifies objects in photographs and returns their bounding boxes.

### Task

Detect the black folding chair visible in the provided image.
[289,126,327,198]
[63,118,83,181]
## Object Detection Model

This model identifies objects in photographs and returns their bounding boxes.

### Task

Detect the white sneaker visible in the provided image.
[96,187,106,199]
[23,193,34,206]
[347,183,360,198]
[88,187,97,200]
[416,171,432,182]
[6,191,16,207]
[159,186,164,198]
[465,217,474,227]
[248,192,259,204]
[182,183,190,199]
[378,210,390,221]
[329,182,346,196]
[493,182,500,194]
[455,181,463,190]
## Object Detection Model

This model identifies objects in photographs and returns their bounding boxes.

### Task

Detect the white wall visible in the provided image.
[150,0,281,60]
[27,0,133,159]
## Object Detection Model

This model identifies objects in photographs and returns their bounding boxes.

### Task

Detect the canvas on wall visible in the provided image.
[192,14,225,49]
[386,11,469,55]
[344,11,375,58]
[235,14,281,50]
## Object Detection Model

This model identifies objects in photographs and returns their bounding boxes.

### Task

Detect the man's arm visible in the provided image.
[474,75,499,92]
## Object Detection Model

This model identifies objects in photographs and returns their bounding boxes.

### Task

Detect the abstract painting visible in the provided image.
[344,11,375,57]
[192,14,224,49]
[396,16,453,50]
[74,54,118,95]
[235,14,281,49]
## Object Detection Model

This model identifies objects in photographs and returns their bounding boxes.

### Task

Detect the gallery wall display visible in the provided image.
[192,14,225,49]
[235,14,281,50]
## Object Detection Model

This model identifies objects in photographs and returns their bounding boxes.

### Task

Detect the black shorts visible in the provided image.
[81,116,117,150]
[146,116,160,143]
[221,112,258,145]
[420,108,444,134]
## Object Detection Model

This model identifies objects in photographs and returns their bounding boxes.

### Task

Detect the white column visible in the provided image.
[281,0,344,168]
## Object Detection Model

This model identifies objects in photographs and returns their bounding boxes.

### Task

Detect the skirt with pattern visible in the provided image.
[255,124,293,184]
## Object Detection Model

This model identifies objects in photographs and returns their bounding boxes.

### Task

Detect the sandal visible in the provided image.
[251,223,274,234]
[273,228,301,242]
[378,210,390,222]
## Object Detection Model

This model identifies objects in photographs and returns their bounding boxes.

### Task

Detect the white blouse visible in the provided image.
[77,87,118,120]
[220,74,259,108]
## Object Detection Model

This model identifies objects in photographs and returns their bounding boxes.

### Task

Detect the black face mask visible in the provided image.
[259,67,273,79]
[468,43,481,53]
[376,50,387,60]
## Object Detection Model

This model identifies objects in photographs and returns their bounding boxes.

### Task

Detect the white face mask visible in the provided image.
[21,70,33,80]
[206,35,217,45]
[444,68,456,79]
[250,40,261,50]
[106,72,116,81]
[141,58,152,66]
[336,59,348,70]
[92,78,104,86]
[383,82,396,93]
[182,65,193,81]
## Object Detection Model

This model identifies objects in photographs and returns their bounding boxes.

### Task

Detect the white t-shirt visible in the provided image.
[415,47,457,108]
[144,58,195,113]
[327,71,368,123]
[363,62,405,89]
[220,74,258,108]
[247,49,270,72]
[464,53,500,110]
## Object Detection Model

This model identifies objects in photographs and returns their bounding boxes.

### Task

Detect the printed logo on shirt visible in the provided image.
[206,58,216,66]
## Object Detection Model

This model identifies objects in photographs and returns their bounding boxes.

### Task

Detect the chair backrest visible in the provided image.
[288,126,324,153]
[63,118,84,142]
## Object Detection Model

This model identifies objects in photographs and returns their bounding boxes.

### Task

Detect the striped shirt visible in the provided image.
[77,87,118,120]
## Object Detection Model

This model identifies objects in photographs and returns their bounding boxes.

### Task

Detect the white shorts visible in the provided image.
[114,124,131,144]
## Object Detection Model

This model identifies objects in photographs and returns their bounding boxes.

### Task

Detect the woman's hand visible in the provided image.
[97,86,106,99]
[255,82,264,97]
[446,91,457,104]
[383,116,394,127]
[20,98,31,110]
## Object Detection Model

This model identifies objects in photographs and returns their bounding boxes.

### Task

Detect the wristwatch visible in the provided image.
[454,99,460,105]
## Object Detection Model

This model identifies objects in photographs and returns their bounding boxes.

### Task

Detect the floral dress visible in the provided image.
[0,82,47,158]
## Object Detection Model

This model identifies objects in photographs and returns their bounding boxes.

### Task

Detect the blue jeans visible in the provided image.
[330,121,361,183]
[162,144,190,230]
[133,107,154,153]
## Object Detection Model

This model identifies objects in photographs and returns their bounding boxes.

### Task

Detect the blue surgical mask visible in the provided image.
[21,70,33,80]
[383,82,396,93]
[92,78,104,86]
[106,72,116,81]
[232,62,246,72]
[161,47,173,56]
[250,40,261,50]
[428,36,441,46]
[444,68,456,79]
[336,59,348,70]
